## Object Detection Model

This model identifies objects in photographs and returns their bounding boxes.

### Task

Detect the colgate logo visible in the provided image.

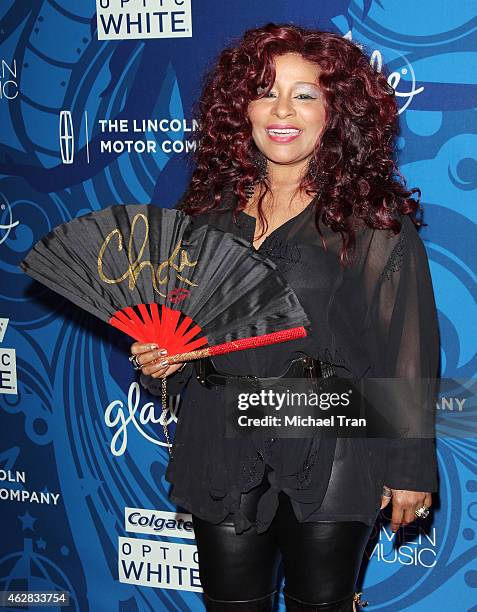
[124,507,195,538]
[127,512,193,532]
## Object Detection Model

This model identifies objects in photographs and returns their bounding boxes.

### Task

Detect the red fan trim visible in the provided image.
[108,304,209,354]
[109,304,307,360]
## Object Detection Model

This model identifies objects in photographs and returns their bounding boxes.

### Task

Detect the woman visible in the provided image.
[129,24,440,612]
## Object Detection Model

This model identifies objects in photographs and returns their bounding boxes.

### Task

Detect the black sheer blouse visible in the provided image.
[140,187,440,535]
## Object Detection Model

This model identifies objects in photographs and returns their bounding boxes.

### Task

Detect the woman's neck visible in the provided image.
[266,158,310,194]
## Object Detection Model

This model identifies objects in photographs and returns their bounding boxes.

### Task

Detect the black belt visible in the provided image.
[194,354,337,389]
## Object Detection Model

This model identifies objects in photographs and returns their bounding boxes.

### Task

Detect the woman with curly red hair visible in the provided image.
[131,23,439,612]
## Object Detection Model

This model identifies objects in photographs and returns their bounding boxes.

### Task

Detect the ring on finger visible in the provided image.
[414,505,430,519]
[129,354,142,370]
[148,358,169,371]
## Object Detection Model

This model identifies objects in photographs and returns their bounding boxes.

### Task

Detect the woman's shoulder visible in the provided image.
[175,183,236,214]
[352,212,425,277]
[372,214,425,257]
[353,212,419,245]
[172,184,240,239]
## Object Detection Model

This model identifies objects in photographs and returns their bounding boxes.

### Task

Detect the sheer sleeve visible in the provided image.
[363,214,440,492]
[139,191,195,397]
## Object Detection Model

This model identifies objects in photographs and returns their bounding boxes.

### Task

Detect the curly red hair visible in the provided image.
[180,23,422,266]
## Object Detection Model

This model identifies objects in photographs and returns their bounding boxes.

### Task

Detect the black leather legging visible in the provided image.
[192,468,374,611]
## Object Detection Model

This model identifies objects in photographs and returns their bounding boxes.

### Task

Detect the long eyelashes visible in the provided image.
[263,93,319,100]
[256,87,321,100]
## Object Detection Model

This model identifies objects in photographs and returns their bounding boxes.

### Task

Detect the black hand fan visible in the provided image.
[19,205,310,359]
[19,205,310,455]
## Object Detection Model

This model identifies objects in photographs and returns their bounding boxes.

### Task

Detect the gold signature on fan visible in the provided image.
[97,213,198,297]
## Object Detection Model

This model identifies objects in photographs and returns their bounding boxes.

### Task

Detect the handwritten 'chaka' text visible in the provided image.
[97,212,198,298]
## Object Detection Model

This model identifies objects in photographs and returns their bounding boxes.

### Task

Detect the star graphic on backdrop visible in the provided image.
[18,511,36,531]
[78,474,102,496]
[36,537,46,550]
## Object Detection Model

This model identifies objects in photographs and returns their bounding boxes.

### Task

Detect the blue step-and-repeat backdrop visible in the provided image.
[1,1,476,610]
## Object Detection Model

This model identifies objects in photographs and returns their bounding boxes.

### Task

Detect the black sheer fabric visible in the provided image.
[140,187,440,535]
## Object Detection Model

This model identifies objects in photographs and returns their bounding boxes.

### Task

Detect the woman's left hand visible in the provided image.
[380,487,432,532]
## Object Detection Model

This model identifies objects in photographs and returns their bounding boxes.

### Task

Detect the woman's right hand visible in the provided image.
[130,342,186,379]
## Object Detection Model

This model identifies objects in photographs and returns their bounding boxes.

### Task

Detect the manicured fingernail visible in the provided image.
[150,344,159,350]
[159,349,168,355]
[160,360,169,367]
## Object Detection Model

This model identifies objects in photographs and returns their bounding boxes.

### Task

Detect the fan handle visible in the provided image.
[164,327,307,364]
